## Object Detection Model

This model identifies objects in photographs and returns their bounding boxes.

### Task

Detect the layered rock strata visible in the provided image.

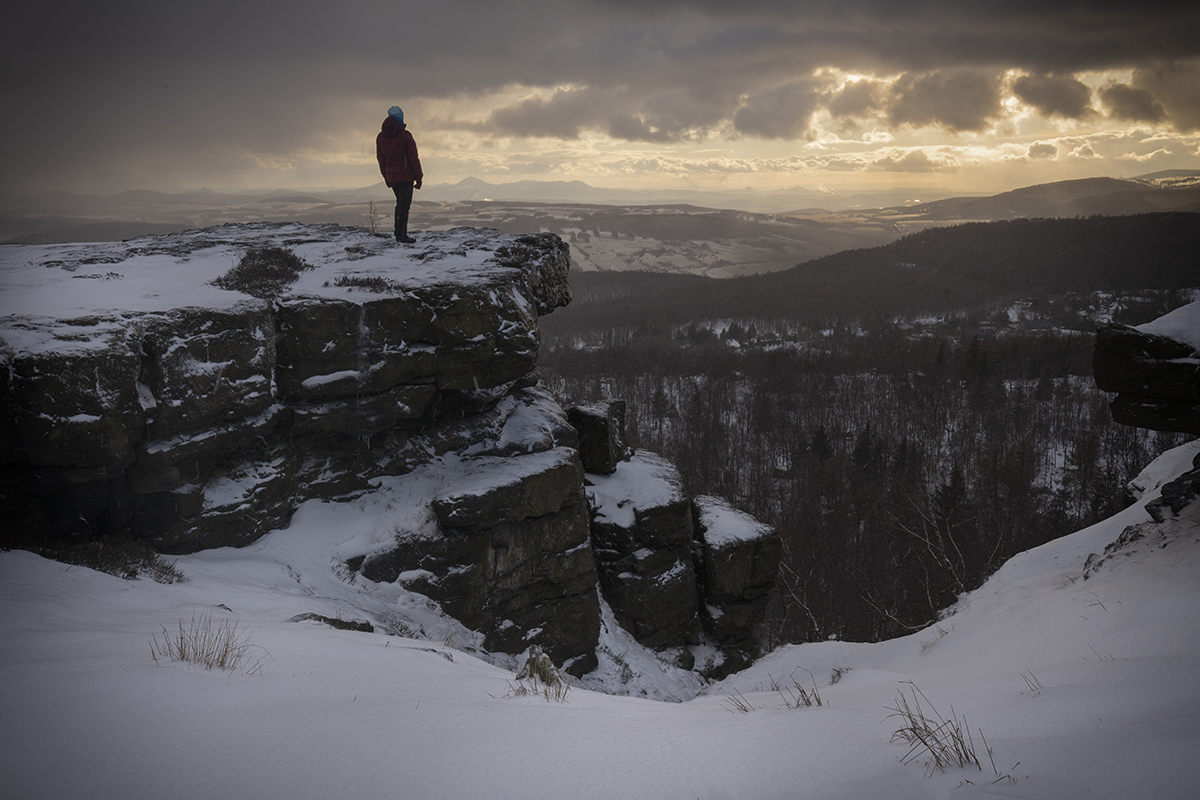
[580,402,781,675]
[1,223,779,675]
[1,223,570,550]
[586,451,704,650]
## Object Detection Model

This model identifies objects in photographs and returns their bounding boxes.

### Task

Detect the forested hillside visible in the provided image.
[539,214,1200,646]
[547,213,1200,333]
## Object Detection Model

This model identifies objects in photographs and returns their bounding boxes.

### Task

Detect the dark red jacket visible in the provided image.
[376,117,423,185]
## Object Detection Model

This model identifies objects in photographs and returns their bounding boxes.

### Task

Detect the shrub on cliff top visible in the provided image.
[23,538,185,584]
[213,246,311,298]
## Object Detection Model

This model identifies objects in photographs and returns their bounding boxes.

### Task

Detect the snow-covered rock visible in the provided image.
[693,494,781,674]
[1094,300,1200,435]
[1,222,777,677]
[586,451,703,650]
[580,442,781,672]
[0,223,570,549]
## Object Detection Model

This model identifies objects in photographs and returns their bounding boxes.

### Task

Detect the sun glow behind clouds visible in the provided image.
[3,1,1197,195]
[406,65,1199,194]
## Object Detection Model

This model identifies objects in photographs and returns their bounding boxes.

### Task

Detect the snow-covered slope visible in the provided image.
[3,442,1199,799]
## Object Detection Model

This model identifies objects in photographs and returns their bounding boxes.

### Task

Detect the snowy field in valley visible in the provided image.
[3,441,1199,800]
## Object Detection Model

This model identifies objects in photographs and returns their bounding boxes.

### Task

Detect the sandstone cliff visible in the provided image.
[1,223,779,679]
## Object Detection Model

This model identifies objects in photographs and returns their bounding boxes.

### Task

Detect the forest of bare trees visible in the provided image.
[540,291,1191,647]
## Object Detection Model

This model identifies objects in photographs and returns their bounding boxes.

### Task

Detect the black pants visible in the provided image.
[390,181,414,238]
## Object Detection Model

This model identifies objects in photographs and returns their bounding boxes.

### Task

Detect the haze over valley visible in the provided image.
[4,172,1199,279]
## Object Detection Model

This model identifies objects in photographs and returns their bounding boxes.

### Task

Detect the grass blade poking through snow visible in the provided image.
[886,681,981,778]
[776,667,824,709]
[150,609,270,675]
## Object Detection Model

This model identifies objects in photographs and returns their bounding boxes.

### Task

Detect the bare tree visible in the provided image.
[366,199,382,235]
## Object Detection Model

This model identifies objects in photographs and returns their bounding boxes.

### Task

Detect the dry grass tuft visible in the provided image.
[151,609,270,675]
[501,673,572,702]
[498,646,571,702]
[887,681,981,777]
[776,667,824,709]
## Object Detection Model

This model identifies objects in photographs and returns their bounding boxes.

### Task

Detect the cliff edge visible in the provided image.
[1,223,778,680]
[1094,300,1200,436]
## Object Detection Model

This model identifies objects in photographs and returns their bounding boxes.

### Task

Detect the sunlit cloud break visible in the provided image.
[2,0,1197,194]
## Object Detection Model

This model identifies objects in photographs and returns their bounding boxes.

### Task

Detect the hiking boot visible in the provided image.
[397,234,416,244]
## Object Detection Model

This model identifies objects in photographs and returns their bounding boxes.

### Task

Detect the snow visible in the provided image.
[0,223,533,356]
[467,387,573,456]
[585,451,686,529]
[1137,299,1200,351]
[695,494,774,547]
[300,369,361,389]
[435,449,571,506]
[3,441,1200,798]
[1126,438,1200,500]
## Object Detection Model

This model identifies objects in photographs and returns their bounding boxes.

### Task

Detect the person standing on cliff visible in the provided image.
[376,106,423,244]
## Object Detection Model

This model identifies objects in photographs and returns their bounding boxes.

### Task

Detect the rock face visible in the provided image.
[1094,302,1200,528]
[1145,451,1200,523]
[568,401,629,475]
[1094,303,1200,435]
[1,223,777,677]
[692,495,782,673]
[587,451,703,650]
[356,445,601,675]
[1,224,570,549]
[580,403,781,675]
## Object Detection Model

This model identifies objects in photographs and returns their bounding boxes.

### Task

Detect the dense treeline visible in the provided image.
[542,213,1200,335]
[540,297,1193,646]
[538,215,1199,647]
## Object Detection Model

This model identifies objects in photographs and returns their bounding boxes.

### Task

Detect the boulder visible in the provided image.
[568,401,630,475]
[1145,451,1200,523]
[431,447,585,528]
[361,447,600,675]
[585,451,702,649]
[692,495,781,660]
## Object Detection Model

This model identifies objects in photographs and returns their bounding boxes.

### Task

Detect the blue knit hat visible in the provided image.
[388,106,404,123]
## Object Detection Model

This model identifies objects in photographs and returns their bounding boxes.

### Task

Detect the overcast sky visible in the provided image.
[3,0,1199,196]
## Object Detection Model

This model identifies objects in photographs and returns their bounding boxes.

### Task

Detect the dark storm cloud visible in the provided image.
[733,80,825,139]
[827,80,887,120]
[3,0,1199,191]
[1100,83,1167,124]
[1012,74,1095,119]
[483,87,708,143]
[489,90,602,140]
[585,0,1200,71]
[1130,63,1200,131]
[886,71,1004,132]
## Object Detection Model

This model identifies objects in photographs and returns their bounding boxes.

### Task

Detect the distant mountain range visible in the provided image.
[410,176,965,213]
[895,175,1200,220]
[2,171,1198,245]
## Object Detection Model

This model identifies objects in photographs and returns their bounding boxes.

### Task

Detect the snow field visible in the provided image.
[3,442,1200,799]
